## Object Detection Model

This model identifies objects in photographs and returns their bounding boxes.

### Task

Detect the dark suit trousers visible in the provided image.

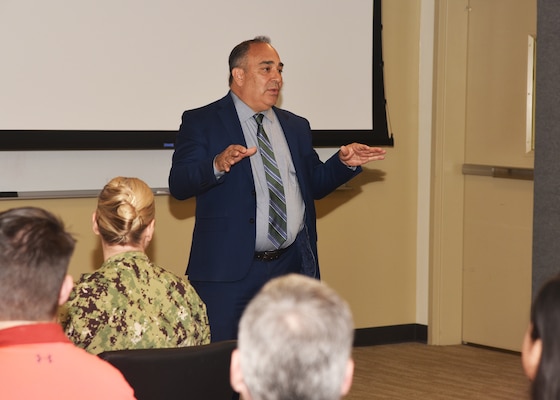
[191,241,302,342]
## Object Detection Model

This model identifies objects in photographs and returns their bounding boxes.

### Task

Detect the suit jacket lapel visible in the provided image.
[216,93,254,180]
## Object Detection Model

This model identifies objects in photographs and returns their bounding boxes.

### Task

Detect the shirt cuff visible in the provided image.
[213,156,226,178]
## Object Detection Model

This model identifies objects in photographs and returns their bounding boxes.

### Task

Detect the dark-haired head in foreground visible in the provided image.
[522,273,560,400]
[0,206,135,399]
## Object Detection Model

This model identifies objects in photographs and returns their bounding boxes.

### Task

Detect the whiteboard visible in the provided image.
[0,150,172,195]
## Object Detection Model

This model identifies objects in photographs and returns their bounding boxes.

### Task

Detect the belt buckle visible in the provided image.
[263,250,280,261]
[255,249,282,261]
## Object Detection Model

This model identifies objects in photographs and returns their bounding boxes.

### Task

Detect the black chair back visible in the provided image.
[98,340,237,400]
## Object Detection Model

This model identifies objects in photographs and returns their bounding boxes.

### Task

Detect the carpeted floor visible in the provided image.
[347,342,530,399]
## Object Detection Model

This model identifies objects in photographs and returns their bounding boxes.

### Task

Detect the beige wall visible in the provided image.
[0,1,424,331]
[0,196,195,280]
[317,0,421,329]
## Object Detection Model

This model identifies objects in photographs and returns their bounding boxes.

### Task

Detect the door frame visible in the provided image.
[428,0,469,345]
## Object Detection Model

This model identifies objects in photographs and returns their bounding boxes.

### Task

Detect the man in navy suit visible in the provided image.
[169,36,386,341]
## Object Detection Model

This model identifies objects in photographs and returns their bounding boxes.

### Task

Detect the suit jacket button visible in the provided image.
[249,218,255,224]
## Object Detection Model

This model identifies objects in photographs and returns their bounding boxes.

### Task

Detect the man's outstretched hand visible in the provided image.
[339,143,386,167]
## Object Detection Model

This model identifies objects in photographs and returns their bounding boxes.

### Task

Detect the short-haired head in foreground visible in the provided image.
[0,206,76,321]
[231,273,355,400]
[522,273,560,400]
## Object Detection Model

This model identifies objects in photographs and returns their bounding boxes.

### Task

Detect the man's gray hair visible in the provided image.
[238,274,354,400]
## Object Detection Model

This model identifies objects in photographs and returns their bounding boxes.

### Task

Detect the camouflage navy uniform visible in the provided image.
[59,251,210,354]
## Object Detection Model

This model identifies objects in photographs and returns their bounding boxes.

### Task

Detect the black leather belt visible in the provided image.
[254,245,291,261]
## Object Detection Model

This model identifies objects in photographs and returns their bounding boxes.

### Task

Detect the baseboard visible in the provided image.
[353,324,428,347]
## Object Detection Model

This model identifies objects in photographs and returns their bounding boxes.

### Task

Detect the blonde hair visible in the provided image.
[95,177,155,246]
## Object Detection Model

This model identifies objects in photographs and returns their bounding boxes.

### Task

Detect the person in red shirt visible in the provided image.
[0,206,136,400]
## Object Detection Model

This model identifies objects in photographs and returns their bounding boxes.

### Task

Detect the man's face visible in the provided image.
[234,42,283,112]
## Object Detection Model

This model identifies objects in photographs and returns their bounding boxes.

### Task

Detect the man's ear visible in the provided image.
[230,349,249,397]
[58,274,74,306]
[232,67,245,86]
[340,358,355,397]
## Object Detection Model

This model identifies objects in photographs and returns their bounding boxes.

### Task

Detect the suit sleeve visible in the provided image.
[292,117,361,200]
[168,110,223,200]
[310,151,362,199]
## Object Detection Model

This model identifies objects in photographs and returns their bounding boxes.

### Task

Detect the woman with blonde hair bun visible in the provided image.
[60,177,210,354]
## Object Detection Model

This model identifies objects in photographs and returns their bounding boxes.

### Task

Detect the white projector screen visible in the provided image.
[0,0,373,131]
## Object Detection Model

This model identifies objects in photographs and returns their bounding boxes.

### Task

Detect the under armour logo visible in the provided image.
[36,354,53,363]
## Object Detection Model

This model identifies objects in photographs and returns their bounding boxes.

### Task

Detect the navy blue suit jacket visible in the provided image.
[169,93,361,282]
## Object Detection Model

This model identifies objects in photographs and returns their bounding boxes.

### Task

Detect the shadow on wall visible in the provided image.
[167,196,196,220]
[316,168,386,219]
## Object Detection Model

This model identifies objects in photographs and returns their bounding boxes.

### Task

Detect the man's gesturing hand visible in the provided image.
[215,145,258,173]
[339,143,386,167]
